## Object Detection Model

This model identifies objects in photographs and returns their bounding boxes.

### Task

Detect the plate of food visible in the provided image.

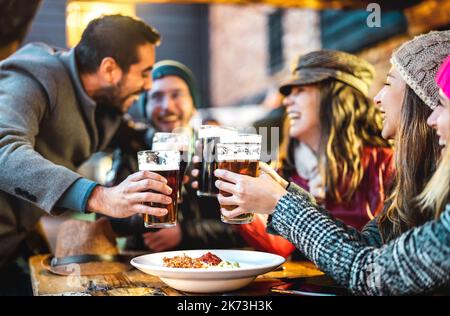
[130,249,285,293]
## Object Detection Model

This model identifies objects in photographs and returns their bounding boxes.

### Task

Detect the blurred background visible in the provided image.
[2,0,450,250]
[15,0,450,116]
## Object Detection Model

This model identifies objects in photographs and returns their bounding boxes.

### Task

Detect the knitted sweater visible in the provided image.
[268,183,450,295]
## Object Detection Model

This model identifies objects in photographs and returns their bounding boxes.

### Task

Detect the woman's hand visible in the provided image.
[190,154,201,190]
[190,149,289,190]
[259,162,289,189]
[214,167,288,219]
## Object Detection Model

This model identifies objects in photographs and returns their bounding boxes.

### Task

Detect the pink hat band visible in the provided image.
[436,55,450,99]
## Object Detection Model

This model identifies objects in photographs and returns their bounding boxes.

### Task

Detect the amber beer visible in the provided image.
[137,150,180,228]
[152,133,190,202]
[197,125,237,197]
[217,134,262,224]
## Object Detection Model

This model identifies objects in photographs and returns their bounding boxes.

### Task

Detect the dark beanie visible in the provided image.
[151,60,201,108]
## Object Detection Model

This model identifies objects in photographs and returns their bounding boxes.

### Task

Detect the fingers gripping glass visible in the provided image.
[152,133,190,203]
[196,125,238,197]
[217,134,262,224]
[137,150,180,228]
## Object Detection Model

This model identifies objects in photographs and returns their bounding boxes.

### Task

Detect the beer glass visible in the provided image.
[217,134,262,224]
[196,125,237,197]
[152,132,190,202]
[137,150,180,228]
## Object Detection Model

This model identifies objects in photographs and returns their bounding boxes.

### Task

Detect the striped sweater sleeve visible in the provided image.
[282,182,383,246]
[271,190,450,295]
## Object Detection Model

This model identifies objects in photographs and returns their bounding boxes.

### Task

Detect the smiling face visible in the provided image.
[283,85,322,151]
[117,43,155,112]
[373,66,406,140]
[427,89,450,150]
[147,75,196,133]
[92,43,155,114]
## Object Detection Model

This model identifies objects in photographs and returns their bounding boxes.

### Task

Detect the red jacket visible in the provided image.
[237,146,395,258]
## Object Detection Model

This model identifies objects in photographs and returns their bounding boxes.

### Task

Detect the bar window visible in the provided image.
[268,9,284,75]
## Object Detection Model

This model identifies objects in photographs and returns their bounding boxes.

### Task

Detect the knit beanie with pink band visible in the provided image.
[391,30,450,110]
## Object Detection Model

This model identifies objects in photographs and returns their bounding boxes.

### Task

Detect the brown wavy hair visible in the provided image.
[278,79,391,203]
[378,86,441,242]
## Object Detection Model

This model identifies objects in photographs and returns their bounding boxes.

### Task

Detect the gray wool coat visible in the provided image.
[0,43,123,267]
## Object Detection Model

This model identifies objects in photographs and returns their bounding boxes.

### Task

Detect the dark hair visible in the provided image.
[378,86,440,242]
[74,15,160,74]
[0,0,41,46]
[279,79,391,203]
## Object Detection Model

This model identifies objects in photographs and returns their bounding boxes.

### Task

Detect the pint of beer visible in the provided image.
[217,134,262,224]
[152,132,190,202]
[196,125,237,197]
[137,150,180,228]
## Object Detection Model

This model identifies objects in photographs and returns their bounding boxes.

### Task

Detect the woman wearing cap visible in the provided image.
[215,31,450,295]
[234,50,394,258]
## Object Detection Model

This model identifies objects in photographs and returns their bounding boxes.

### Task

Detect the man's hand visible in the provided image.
[190,155,201,189]
[87,170,172,218]
[143,226,182,252]
[190,139,202,189]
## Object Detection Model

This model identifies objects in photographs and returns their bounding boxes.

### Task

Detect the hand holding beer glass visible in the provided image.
[152,132,190,203]
[216,134,262,224]
[196,125,237,197]
[137,150,180,228]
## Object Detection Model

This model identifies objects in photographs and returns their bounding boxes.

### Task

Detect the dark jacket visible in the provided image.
[105,98,247,251]
[0,43,124,268]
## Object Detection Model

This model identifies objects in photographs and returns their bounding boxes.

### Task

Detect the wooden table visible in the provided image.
[29,254,325,296]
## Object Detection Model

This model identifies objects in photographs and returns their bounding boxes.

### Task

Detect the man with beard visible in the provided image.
[0,15,173,295]
[105,60,247,253]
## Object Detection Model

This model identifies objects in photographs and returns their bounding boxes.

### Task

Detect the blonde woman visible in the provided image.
[419,55,450,215]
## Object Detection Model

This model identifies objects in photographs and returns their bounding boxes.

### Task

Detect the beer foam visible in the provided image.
[138,164,179,171]
[152,142,189,151]
[137,150,180,171]
[220,134,262,144]
[153,132,182,138]
[198,125,237,139]
[217,143,261,161]
[153,132,189,143]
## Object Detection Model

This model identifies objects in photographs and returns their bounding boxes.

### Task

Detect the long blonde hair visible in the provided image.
[417,139,450,219]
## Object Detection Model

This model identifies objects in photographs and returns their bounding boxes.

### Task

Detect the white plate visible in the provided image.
[131,249,285,293]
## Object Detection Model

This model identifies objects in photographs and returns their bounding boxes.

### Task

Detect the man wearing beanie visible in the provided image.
[105,60,247,253]
[141,59,201,133]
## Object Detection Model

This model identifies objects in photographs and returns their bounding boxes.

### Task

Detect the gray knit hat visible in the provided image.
[391,30,450,110]
[279,50,375,97]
